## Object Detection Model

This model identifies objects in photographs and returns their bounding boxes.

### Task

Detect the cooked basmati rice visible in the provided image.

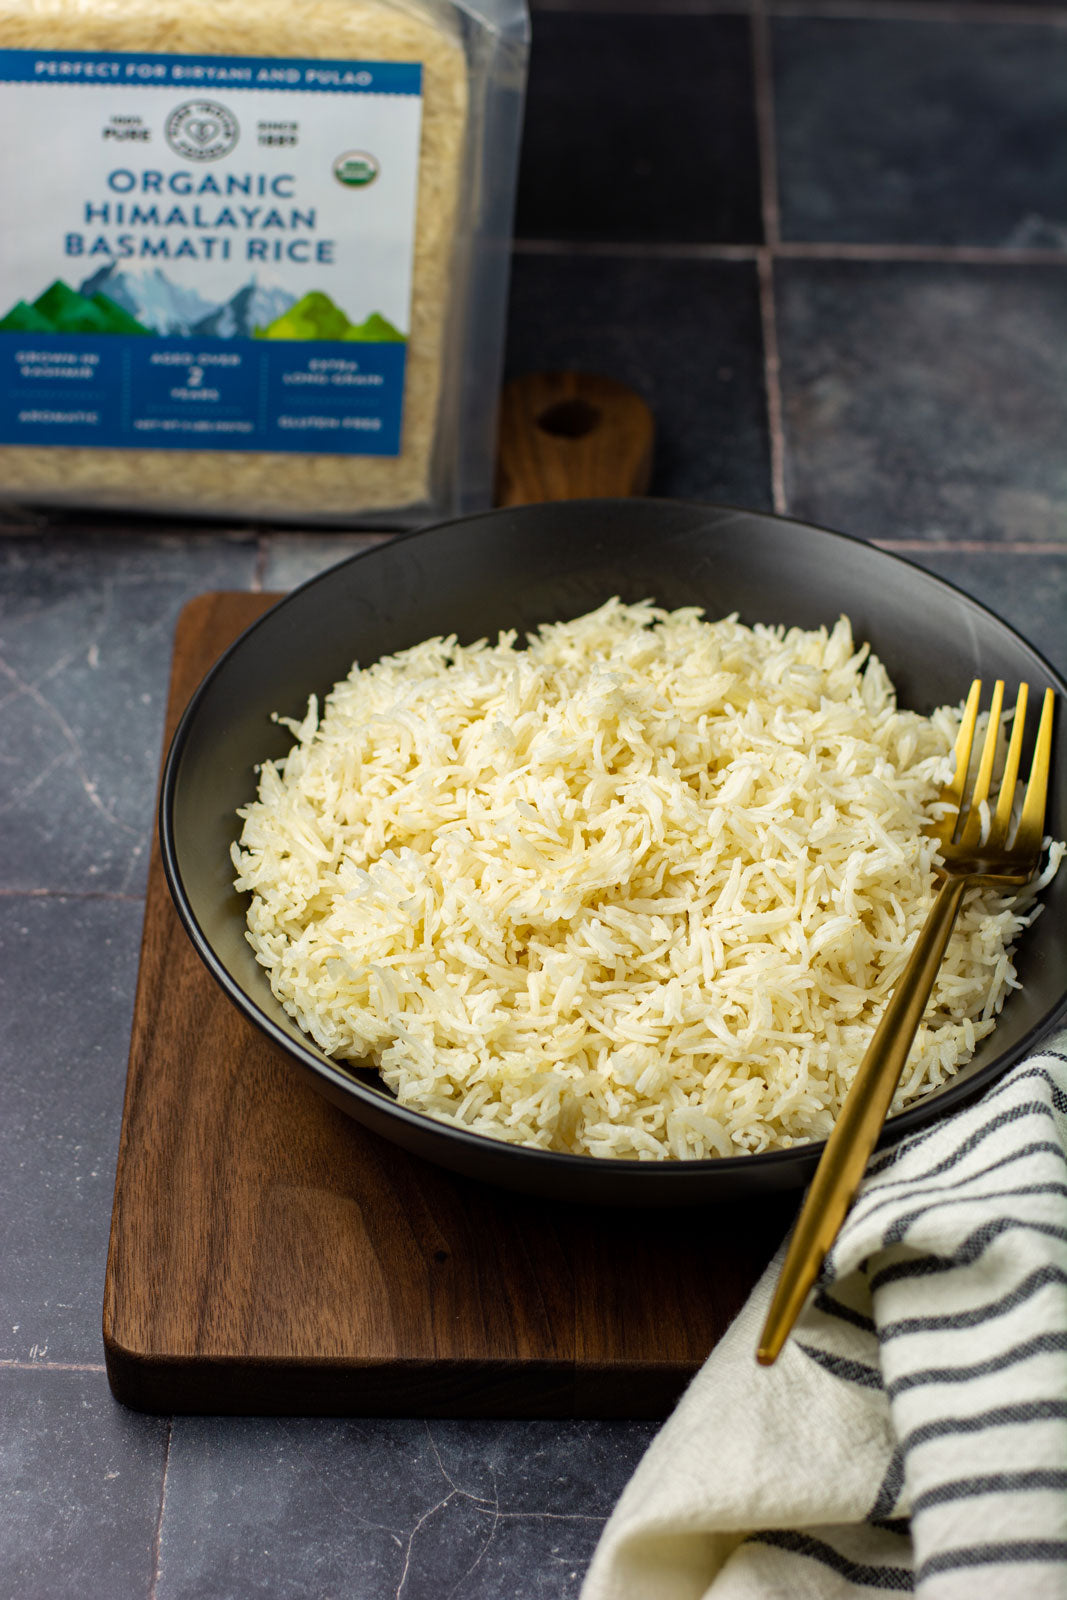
[232,600,1062,1159]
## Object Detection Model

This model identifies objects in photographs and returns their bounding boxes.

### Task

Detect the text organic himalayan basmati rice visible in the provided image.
[232,600,1062,1160]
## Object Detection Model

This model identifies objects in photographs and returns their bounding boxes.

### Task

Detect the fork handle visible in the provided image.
[757,874,969,1364]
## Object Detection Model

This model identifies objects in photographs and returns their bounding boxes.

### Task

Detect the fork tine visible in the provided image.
[1014,687,1055,858]
[958,679,1005,850]
[939,679,982,841]
[989,684,1029,848]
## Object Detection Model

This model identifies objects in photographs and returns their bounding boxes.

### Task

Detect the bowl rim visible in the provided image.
[159,496,1067,1182]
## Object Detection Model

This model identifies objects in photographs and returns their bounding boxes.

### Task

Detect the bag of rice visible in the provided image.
[0,0,528,524]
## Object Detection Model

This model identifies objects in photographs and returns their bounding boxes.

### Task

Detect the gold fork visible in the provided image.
[757,679,1055,1366]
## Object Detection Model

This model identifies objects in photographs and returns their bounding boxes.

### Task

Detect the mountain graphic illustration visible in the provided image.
[192,278,296,339]
[0,279,152,335]
[80,264,217,336]
[254,292,405,342]
[80,266,297,338]
[1,278,403,343]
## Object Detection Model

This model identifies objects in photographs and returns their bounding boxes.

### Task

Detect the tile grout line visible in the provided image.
[873,539,1067,554]
[510,238,762,259]
[532,0,755,11]
[756,252,788,514]
[0,887,144,902]
[767,0,1067,25]
[778,242,1067,264]
[511,237,1067,266]
[531,0,1067,20]
[0,1360,108,1372]
[751,0,789,514]
[751,0,782,252]
[148,1417,174,1600]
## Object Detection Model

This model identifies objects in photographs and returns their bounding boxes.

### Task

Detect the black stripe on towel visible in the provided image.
[890,1061,1067,1166]
[1009,1060,1067,1113]
[880,1182,1067,1249]
[879,1263,1067,1341]
[865,1098,1063,1192]
[870,1217,1067,1293]
[859,1142,1067,1231]
[979,1063,1067,1116]
[870,1086,1064,1177]
[848,1142,1067,1227]
[813,1288,876,1335]
[915,1541,1067,1581]
[901,1398,1067,1454]
[911,1469,1067,1515]
[887,1331,1067,1398]
[797,1342,884,1389]
[867,1059,1067,1182]
[869,1449,906,1522]
[746,1530,911,1590]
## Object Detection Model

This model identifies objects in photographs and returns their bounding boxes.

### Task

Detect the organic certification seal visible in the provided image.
[333,150,380,188]
[165,100,240,162]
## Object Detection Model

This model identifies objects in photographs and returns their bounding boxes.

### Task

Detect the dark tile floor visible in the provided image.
[156,1417,653,1599]
[505,253,773,505]
[773,17,1067,246]
[777,260,1067,550]
[515,12,762,243]
[0,896,145,1365]
[0,537,257,895]
[1,1,1065,1596]
[0,1368,167,1599]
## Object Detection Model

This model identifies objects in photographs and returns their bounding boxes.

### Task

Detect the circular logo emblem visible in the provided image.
[165,100,240,162]
[333,150,379,188]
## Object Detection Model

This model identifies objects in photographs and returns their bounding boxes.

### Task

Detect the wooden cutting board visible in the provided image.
[103,589,793,1416]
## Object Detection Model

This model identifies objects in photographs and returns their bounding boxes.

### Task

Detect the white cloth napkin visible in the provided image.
[582,1030,1067,1600]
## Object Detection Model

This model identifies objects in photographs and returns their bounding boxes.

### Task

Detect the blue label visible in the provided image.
[0,49,422,96]
[0,333,406,454]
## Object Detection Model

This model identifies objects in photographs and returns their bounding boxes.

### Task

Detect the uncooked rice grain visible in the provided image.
[0,0,467,520]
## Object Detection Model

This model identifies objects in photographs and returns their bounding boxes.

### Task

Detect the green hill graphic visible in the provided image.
[254,291,405,342]
[87,292,152,335]
[346,310,405,343]
[0,280,152,336]
[1,280,403,342]
[0,299,54,333]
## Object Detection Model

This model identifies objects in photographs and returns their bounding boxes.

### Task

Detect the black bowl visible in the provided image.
[160,500,1067,1205]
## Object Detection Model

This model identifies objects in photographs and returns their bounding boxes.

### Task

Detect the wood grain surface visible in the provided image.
[103,591,792,1416]
[495,372,654,507]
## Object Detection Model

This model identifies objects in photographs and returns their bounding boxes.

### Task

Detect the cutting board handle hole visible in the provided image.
[536,398,601,439]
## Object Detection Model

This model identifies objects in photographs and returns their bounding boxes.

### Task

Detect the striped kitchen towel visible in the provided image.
[581,1031,1067,1600]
